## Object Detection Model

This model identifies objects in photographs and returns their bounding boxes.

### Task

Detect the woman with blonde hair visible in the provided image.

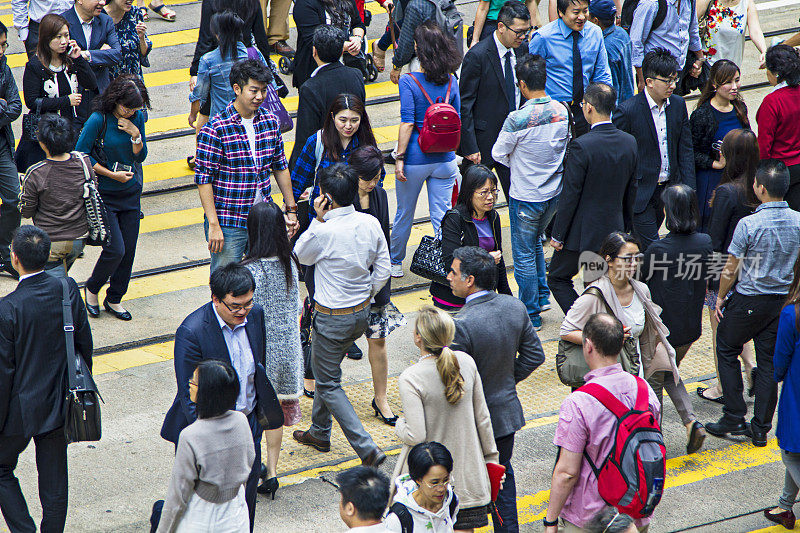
[394,306,499,532]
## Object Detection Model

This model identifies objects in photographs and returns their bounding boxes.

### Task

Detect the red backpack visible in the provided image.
[408,73,461,153]
[578,377,666,519]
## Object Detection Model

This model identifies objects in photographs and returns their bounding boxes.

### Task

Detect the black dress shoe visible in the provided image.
[345,343,363,360]
[372,398,398,426]
[751,428,768,447]
[84,288,100,318]
[292,429,330,452]
[764,508,796,529]
[706,418,751,439]
[103,299,132,321]
[303,388,315,399]
[0,260,19,280]
[257,476,279,499]
[361,448,386,468]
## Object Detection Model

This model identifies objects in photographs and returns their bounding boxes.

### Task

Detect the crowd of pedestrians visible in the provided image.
[1,0,800,531]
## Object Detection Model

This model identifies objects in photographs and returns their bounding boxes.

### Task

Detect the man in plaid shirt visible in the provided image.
[195,59,298,272]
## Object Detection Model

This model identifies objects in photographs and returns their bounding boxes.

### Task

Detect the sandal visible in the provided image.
[140,6,149,20]
[371,40,385,72]
[148,2,176,21]
[696,386,724,405]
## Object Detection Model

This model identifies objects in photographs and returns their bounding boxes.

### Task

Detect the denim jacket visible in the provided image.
[190,42,257,119]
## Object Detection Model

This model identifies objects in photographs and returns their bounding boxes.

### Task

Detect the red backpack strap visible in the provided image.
[633,376,650,412]
[578,383,631,419]
[408,73,434,105]
[445,75,452,103]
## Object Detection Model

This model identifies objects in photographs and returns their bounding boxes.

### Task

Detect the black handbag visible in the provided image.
[21,99,43,142]
[410,234,449,285]
[60,278,102,443]
[89,114,109,168]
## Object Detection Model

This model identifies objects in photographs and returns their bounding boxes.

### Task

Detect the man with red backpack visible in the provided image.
[544,313,665,532]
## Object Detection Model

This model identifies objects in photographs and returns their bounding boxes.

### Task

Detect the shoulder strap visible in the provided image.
[560,100,575,141]
[60,278,79,391]
[408,73,434,106]
[578,382,631,419]
[445,75,452,104]
[389,502,414,533]
[448,493,459,519]
[313,130,324,172]
[583,286,616,317]
[74,151,92,182]
[633,375,650,411]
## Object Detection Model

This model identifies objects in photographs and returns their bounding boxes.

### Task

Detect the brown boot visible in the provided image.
[270,40,295,57]
[371,40,385,72]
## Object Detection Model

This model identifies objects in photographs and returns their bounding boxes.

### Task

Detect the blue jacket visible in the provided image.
[775,304,800,453]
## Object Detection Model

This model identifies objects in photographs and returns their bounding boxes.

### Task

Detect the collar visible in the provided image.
[323,204,356,221]
[18,270,45,282]
[557,18,584,38]
[772,81,788,93]
[310,62,331,78]
[522,95,551,106]
[75,6,93,24]
[644,88,670,111]
[348,524,388,532]
[225,102,261,124]
[465,289,491,303]
[212,302,248,332]
[583,362,624,382]
[493,32,511,58]
[591,120,613,128]
[755,200,790,212]
[602,25,615,37]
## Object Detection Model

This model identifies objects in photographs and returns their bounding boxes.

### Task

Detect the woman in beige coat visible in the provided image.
[560,231,706,455]
[394,306,499,532]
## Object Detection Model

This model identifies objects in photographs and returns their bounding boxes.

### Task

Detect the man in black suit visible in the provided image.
[160,263,282,530]
[289,25,366,170]
[449,246,545,533]
[613,47,695,250]
[459,1,531,201]
[0,226,92,532]
[549,82,638,313]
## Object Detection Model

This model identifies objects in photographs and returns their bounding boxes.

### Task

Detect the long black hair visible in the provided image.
[242,201,299,290]
[711,128,759,209]
[210,11,244,61]
[321,94,377,162]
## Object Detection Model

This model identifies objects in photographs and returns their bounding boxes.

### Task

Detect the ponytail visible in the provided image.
[414,306,464,405]
[436,346,464,404]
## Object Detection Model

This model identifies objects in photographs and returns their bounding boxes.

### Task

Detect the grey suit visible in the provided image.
[452,291,545,533]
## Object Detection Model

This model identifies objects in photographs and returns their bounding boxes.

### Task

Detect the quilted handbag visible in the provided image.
[21,99,43,142]
[410,235,449,286]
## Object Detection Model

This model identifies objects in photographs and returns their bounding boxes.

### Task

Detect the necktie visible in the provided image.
[503,50,516,113]
[572,30,584,105]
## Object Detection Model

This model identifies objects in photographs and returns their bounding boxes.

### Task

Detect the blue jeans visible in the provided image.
[509,197,558,324]
[390,160,458,264]
[204,219,248,273]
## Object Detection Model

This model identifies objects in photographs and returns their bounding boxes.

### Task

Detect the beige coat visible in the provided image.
[393,351,499,509]
[560,275,680,382]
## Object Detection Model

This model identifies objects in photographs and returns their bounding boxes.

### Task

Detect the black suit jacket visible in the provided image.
[0,273,93,438]
[160,302,282,444]
[613,92,696,213]
[288,62,366,170]
[459,36,527,161]
[551,123,638,252]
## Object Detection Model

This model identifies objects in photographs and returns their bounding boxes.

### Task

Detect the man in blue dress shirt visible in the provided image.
[528,0,612,136]
[588,0,634,105]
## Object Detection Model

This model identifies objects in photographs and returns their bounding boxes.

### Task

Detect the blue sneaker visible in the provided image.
[531,315,542,331]
[540,301,552,312]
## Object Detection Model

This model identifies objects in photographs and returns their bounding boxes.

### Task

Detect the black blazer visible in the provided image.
[642,232,712,347]
[451,291,544,438]
[60,9,121,93]
[689,100,748,172]
[430,204,512,306]
[0,273,93,438]
[458,36,527,161]
[551,123,638,252]
[613,92,696,213]
[354,186,391,306]
[160,302,282,444]
[289,62,366,169]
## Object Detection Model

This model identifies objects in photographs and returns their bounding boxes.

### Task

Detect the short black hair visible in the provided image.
[557,0,589,15]
[408,442,453,482]
[210,262,255,300]
[349,145,384,181]
[755,159,790,198]
[516,54,546,92]
[230,58,272,90]
[498,0,530,27]
[642,48,680,81]
[335,467,390,521]
[585,506,635,533]
[765,44,800,87]
[598,231,640,260]
[452,246,498,291]
[0,21,7,36]
[37,113,76,156]
[583,83,616,116]
[313,25,346,64]
[582,313,624,358]
[195,359,240,419]
[662,184,698,234]
[11,226,50,271]
[318,163,357,207]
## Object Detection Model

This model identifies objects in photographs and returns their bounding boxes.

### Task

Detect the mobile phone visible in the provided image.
[323,193,333,208]
[113,162,133,173]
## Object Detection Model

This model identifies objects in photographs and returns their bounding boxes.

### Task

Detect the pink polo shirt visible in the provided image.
[553,364,661,529]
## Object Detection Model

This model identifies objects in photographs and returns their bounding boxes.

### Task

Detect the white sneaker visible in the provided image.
[391,264,404,278]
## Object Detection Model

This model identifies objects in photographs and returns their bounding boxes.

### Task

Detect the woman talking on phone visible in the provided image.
[76,74,150,321]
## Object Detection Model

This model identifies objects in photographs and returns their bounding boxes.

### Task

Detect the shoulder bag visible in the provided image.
[76,151,112,247]
[246,47,293,133]
[21,98,43,142]
[555,286,641,387]
[89,114,109,168]
[60,277,102,443]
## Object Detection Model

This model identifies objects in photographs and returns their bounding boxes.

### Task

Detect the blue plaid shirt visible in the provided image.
[290,132,385,221]
[195,102,288,229]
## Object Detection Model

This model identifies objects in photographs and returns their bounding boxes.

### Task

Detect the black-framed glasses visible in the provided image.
[508,26,533,37]
[0,42,9,50]
[221,299,255,313]
[189,378,198,387]
[652,76,678,87]
[475,188,500,198]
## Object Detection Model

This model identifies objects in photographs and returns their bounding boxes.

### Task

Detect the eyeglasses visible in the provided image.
[0,42,8,50]
[422,478,450,489]
[475,188,499,198]
[616,253,644,264]
[507,26,533,37]
[652,76,678,87]
[221,299,255,313]
[188,379,198,387]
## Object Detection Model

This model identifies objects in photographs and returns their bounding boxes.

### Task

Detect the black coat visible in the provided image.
[354,186,391,306]
[551,123,638,252]
[706,182,755,290]
[430,204,511,306]
[289,62,366,169]
[458,36,526,160]
[642,232,712,347]
[0,273,93,438]
[689,100,748,172]
[613,92,696,213]
[0,56,21,154]
[22,55,97,117]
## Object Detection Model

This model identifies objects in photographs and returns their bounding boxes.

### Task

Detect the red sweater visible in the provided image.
[756,85,800,167]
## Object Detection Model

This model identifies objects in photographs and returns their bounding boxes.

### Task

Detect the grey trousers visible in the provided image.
[646,344,695,427]
[309,307,377,458]
[779,450,800,511]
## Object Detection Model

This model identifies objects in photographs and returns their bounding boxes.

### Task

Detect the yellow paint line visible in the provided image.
[749,526,800,532]
[95,263,210,303]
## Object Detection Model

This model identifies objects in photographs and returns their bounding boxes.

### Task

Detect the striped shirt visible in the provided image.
[195,102,288,229]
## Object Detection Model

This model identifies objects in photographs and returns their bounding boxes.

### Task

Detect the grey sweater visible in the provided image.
[157,410,255,533]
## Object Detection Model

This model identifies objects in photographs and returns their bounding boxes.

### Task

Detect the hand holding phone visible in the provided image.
[313,193,333,220]
[113,162,133,173]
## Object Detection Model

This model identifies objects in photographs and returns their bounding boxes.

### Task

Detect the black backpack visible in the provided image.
[388,495,459,533]
[620,0,667,32]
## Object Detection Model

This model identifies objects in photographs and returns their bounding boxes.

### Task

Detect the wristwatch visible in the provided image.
[543,517,558,527]
[285,203,298,214]
[130,135,142,145]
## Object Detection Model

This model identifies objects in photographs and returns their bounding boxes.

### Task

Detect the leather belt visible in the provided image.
[314,298,370,316]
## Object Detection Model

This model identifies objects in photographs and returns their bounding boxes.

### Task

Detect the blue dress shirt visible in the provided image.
[602,25,635,105]
[528,19,612,103]
[629,0,702,68]
[212,305,256,415]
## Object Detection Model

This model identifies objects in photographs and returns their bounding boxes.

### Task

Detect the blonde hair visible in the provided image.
[415,306,464,404]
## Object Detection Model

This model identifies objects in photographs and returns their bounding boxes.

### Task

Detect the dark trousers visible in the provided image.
[492,433,518,533]
[783,164,800,212]
[23,21,39,57]
[85,194,141,303]
[547,248,583,314]
[0,145,20,262]
[632,183,667,251]
[716,291,783,434]
[245,411,263,531]
[0,427,68,533]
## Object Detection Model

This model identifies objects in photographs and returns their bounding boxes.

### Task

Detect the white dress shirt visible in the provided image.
[465,289,491,303]
[12,0,73,41]
[18,270,44,282]
[590,120,613,129]
[644,88,671,183]
[294,205,391,309]
[75,7,93,48]
[212,305,256,415]
[494,32,519,110]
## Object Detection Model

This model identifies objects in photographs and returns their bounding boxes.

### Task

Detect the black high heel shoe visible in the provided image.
[103,298,132,321]
[372,399,398,426]
[257,477,279,499]
[84,288,100,318]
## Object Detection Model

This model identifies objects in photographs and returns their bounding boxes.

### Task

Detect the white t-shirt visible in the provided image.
[241,117,257,161]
